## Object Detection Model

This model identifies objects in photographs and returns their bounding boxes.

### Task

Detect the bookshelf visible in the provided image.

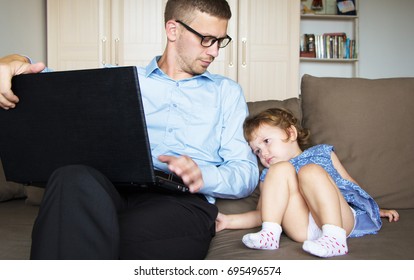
[300,0,359,78]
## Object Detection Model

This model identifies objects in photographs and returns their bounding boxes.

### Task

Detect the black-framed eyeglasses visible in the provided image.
[176,20,232,48]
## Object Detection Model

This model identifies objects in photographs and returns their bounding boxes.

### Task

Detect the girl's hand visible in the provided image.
[380,209,400,222]
[215,212,228,233]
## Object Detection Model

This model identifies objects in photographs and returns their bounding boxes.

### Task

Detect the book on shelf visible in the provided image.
[300,33,357,59]
[300,33,316,58]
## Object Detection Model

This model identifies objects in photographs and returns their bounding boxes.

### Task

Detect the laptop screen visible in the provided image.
[0,67,156,186]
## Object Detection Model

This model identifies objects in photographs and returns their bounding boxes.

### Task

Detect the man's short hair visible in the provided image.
[164,0,232,24]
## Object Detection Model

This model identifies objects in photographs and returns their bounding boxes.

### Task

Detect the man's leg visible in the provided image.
[119,192,218,259]
[30,165,125,259]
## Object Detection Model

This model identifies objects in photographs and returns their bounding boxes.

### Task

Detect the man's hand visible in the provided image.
[158,155,204,193]
[0,54,45,110]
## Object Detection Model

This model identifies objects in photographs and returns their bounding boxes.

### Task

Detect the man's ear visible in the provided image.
[288,125,298,141]
[165,20,178,42]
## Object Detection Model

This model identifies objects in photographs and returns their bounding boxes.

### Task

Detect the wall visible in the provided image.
[0,0,413,79]
[0,0,47,62]
[359,0,414,78]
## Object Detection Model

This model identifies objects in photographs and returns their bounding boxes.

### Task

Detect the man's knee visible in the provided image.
[48,164,105,188]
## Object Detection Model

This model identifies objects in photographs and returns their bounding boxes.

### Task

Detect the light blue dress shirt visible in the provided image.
[139,57,258,203]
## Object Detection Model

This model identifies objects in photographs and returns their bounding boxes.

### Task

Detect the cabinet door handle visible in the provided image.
[242,38,247,67]
[101,37,107,66]
[228,41,234,67]
[114,38,120,66]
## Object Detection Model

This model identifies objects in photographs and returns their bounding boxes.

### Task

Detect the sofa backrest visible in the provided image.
[301,74,414,209]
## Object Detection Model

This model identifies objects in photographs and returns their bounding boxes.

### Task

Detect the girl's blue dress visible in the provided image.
[260,144,382,237]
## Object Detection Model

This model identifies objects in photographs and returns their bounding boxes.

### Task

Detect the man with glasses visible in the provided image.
[0,0,258,259]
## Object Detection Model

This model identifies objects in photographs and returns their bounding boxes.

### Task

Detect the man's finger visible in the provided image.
[13,61,45,75]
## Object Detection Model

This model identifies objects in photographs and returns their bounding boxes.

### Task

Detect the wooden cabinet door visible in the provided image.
[111,0,166,67]
[237,0,300,101]
[47,0,110,70]
[208,0,300,101]
[47,0,166,70]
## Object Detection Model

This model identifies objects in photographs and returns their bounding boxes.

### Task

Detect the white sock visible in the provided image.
[242,222,282,250]
[302,224,348,258]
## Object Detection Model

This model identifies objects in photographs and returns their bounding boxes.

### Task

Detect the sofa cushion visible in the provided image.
[247,98,302,124]
[301,74,414,209]
[1,158,44,205]
[0,159,26,202]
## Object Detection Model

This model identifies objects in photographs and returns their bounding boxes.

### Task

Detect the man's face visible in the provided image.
[175,12,229,75]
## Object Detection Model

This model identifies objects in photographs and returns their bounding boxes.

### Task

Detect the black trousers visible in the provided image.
[30,165,218,260]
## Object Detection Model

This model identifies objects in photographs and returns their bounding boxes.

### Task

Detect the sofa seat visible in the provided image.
[1,198,414,260]
[0,199,38,260]
[206,194,414,259]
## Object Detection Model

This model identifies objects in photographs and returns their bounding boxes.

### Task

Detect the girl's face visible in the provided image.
[248,123,301,168]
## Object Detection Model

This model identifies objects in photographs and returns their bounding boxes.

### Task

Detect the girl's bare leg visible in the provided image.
[297,164,355,257]
[242,162,310,250]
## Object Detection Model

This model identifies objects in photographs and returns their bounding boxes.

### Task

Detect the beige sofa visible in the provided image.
[1,75,414,259]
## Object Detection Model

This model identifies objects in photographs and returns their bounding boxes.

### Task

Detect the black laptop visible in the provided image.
[0,66,189,193]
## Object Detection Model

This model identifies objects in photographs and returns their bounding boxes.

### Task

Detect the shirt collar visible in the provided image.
[145,56,214,82]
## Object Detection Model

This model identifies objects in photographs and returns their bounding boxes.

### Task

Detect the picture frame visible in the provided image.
[337,0,357,16]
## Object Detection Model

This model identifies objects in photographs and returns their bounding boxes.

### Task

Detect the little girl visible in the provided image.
[216,108,399,258]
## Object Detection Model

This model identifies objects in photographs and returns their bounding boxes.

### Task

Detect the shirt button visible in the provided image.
[168,128,173,133]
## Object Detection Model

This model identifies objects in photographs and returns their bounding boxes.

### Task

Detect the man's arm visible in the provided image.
[158,82,258,201]
[198,84,259,201]
[0,54,45,109]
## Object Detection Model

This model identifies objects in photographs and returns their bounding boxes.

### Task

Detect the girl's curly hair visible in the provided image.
[243,107,311,149]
